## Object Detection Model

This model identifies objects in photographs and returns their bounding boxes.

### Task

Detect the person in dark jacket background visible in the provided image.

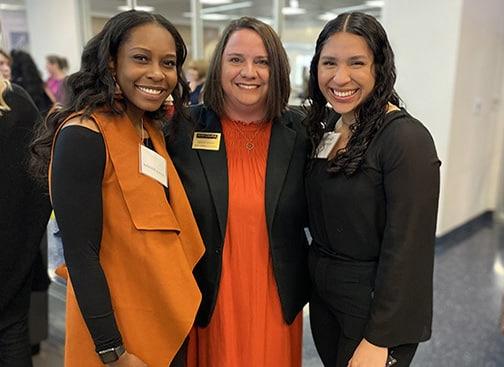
[0,75,51,366]
[10,50,53,117]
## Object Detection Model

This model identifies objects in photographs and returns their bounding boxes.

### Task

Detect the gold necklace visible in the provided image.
[229,119,265,151]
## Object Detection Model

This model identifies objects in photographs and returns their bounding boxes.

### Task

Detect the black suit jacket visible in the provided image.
[167,105,311,327]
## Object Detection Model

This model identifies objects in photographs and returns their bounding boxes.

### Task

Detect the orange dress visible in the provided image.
[187,117,302,367]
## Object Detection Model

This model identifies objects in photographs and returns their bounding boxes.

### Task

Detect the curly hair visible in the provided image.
[306,12,400,176]
[30,10,190,181]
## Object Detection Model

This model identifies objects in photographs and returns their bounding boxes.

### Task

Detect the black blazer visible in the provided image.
[167,105,311,327]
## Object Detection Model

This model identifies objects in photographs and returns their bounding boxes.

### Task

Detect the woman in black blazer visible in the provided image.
[167,17,310,367]
[304,12,440,367]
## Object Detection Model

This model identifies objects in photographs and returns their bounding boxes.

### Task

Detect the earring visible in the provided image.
[112,75,123,99]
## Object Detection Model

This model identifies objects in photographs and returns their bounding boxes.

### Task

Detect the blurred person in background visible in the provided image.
[10,49,54,356]
[0,72,51,367]
[45,54,68,104]
[0,49,12,80]
[185,59,208,105]
[10,50,53,116]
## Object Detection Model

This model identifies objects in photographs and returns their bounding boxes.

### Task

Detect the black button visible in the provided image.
[215,248,221,254]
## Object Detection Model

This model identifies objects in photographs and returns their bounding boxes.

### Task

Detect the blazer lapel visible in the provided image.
[194,108,229,240]
[265,118,297,233]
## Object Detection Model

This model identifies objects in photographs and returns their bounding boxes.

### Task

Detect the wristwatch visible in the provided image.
[97,344,125,364]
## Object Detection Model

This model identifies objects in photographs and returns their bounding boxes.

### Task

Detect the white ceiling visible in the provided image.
[87,0,382,28]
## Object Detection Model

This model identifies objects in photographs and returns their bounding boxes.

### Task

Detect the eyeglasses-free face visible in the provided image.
[318,31,375,124]
[220,28,270,121]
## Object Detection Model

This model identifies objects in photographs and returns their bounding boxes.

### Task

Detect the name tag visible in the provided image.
[316,132,340,159]
[192,132,221,151]
[139,144,168,187]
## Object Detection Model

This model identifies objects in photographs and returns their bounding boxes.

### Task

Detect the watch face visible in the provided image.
[99,350,119,364]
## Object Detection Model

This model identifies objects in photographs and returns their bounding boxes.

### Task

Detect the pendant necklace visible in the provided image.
[230,119,265,151]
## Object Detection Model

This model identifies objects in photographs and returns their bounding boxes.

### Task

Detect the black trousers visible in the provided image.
[0,316,33,367]
[308,249,418,367]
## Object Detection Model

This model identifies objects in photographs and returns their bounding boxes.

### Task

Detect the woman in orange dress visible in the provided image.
[168,17,310,366]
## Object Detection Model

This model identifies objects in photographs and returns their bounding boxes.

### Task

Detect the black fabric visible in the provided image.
[0,84,52,330]
[306,109,440,347]
[167,104,311,327]
[310,289,418,367]
[51,126,123,351]
[0,316,33,367]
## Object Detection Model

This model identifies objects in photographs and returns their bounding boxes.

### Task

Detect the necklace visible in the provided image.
[229,119,265,151]
[136,117,147,145]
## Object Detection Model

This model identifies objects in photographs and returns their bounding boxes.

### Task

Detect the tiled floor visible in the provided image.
[33,217,504,366]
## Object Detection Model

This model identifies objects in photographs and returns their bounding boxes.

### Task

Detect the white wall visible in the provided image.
[442,0,504,231]
[383,0,504,234]
[25,0,83,77]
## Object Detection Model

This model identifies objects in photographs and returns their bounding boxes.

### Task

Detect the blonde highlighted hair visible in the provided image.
[0,73,11,116]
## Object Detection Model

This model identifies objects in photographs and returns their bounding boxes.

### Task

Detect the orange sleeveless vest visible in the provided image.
[50,111,205,366]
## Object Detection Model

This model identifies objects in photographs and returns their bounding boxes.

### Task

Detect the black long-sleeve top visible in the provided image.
[51,126,123,351]
[306,109,441,347]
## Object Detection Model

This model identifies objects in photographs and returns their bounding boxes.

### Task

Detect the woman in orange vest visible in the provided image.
[30,10,204,367]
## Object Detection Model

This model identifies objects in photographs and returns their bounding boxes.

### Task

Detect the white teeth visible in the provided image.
[137,86,163,95]
[237,84,258,90]
[332,89,357,97]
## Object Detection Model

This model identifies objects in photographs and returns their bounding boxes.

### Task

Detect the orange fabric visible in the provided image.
[187,118,302,367]
[50,111,205,367]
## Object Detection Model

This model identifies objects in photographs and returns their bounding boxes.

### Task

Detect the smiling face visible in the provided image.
[318,31,375,124]
[112,22,177,121]
[220,28,269,121]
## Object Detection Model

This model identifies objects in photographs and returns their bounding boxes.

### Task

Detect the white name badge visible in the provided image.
[139,144,168,187]
[316,132,341,159]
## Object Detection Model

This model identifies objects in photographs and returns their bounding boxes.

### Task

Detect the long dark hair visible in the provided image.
[10,50,52,115]
[31,10,190,181]
[203,17,290,122]
[306,12,400,175]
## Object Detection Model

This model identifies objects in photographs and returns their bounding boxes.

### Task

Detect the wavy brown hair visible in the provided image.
[306,12,400,175]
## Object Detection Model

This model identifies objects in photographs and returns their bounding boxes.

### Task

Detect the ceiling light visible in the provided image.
[282,7,306,15]
[118,5,155,12]
[365,1,385,7]
[0,3,25,11]
[201,0,232,4]
[201,1,253,13]
[318,12,337,21]
[283,0,306,16]
[182,12,232,21]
